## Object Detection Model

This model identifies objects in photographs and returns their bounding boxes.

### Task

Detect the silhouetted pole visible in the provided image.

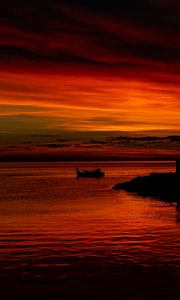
[176,159,180,179]
[176,159,180,200]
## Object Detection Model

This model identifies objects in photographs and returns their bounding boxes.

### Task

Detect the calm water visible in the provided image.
[0,161,180,300]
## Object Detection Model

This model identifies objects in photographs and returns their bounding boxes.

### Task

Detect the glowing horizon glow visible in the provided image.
[0,0,180,144]
[0,69,180,133]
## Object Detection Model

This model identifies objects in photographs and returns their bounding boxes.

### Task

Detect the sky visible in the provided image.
[0,0,180,160]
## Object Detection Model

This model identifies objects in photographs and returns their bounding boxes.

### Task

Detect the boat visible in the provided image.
[76,167,104,178]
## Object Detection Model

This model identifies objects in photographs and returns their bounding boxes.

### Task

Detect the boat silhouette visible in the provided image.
[76,167,104,178]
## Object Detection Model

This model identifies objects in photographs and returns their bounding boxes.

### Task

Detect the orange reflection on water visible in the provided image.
[0,162,179,299]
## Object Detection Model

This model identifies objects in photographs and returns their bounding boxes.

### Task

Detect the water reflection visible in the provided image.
[0,162,180,300]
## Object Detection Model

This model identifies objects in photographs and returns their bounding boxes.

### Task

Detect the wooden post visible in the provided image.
[176,159,180,178]
[176,159,180,200]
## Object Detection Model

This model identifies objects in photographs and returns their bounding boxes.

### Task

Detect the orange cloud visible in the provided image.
[0,1,180,136]
[0,69,180,133]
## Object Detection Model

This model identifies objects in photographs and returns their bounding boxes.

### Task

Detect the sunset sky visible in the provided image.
[0,0,180,160]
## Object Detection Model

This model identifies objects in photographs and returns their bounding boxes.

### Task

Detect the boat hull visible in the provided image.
[76,168,104,178]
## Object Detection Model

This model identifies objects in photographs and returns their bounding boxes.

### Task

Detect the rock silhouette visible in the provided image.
[113,172,180,203]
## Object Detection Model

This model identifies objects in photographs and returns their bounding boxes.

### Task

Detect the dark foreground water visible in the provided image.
[0,161,180,300]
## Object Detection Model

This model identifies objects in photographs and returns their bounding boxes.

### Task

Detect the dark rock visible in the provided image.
[113,172,180,202]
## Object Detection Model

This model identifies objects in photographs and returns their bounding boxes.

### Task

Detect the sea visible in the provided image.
[0,161,180,300]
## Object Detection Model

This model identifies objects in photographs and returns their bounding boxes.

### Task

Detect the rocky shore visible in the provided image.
[113,172,179,202]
